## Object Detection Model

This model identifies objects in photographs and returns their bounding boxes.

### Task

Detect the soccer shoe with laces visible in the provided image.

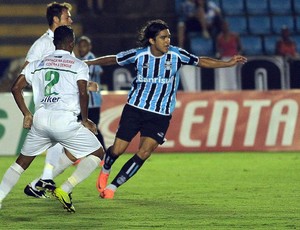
[53,188,75,213]
[96,170,110,193]
[35,179,56,191]
[24,184,49,198]
[100,188,115,199]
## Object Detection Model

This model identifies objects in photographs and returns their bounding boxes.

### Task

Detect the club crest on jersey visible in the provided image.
[142,63,149,69]
[164,61,172,70]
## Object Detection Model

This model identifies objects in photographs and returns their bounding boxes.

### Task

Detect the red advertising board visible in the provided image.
[100,90,300,152]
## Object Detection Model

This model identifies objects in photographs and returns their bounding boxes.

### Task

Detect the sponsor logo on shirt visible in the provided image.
[137,75,172,84]
[41,96,61,103]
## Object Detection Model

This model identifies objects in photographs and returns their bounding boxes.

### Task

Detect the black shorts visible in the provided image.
[116,104,172,145]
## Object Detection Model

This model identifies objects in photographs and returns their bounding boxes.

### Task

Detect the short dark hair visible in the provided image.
[46,2,72,26]
[137,19,169,47]
[53,25,74,47]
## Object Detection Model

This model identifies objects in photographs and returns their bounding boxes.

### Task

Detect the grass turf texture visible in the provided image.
[0,153,299,229]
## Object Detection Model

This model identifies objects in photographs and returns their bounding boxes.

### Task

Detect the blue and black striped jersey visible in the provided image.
[79,51,103,108]
[116,45,199,115]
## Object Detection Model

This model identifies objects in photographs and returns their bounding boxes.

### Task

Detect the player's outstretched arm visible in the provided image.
[85,55,117,66]
[198,55,247,68]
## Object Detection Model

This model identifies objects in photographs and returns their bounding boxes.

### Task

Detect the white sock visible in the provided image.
[0,163,24,201]
[41,163,54,180]
[106,184,117,191]
[29,144,64,188]
[46,144,64,166]
[52,153,73,178]
[61,155,100,194]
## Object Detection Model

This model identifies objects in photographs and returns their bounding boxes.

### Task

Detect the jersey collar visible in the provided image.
[53,50,72,55]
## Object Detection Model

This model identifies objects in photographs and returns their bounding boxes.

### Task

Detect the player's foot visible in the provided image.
[96,170,110,193]
[53,188,75,213]
[100,188,115,199]
[24,184,49,198]
[35,179,56,191]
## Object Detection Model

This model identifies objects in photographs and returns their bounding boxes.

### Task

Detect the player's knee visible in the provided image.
[137,149,153,160]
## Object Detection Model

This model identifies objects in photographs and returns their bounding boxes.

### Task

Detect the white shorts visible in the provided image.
[21,107,101,158]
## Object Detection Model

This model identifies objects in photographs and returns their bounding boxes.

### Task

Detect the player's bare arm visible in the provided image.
[85,56,116,91]
[85,55,117,66]
[11,74,33,129]
[198,55,247,68]
[78,79,97,134]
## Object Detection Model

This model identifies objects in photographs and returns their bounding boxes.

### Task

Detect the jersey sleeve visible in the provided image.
[178,47,199,66]
[76,62,90,82]
[21,61,37,85]
[116,48,137,66]
[25,37,54,63]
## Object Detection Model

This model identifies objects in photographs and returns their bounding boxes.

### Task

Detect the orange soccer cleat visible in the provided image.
[100,188,115,199]
[96,171,110,193]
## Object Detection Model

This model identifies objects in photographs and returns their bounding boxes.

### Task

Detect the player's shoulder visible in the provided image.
[27,59,43,69]
[118,48,138,57]
[168,45,180,52]
[34,32,52,46]
[168,45,186,56]
[70,55,89,69]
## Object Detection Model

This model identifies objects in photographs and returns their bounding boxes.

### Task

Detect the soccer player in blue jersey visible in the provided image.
[86,19,247,199]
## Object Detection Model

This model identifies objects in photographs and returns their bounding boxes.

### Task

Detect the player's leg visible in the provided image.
[35,147,76,192]
[101,137,158,199]
[0,155,36,208]
[97,104,140,192]
[52,149,75,178]
[54,148,103,213]
[0,125,52,208]
[53,148,103,213]
[97,138,129,192]
[53,124,103,212]
[24,144,65,198]
[100,108,171,199]
[23,109,68,198]
[41,144,64,180]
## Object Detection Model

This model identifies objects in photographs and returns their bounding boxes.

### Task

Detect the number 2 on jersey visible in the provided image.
[44,71,59,96]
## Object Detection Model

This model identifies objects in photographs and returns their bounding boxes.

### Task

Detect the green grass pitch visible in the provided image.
[0,153,299,229]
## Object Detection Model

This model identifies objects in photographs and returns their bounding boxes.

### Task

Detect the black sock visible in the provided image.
[111,154,145,188]
[103,146,119,170]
